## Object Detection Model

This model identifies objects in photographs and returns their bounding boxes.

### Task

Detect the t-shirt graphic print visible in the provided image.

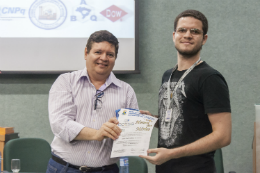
[158,80,186,147]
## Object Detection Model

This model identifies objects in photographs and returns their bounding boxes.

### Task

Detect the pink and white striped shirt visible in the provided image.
[48,68,139,167]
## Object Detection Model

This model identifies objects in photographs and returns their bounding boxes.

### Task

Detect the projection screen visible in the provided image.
[0,0,139,74]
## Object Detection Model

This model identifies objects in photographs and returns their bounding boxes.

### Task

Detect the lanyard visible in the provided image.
[167,58,201,110]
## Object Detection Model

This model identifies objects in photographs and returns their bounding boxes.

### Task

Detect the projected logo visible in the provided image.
[70,0,97,22]
[29,0,67,30]
[0,6,26,21]
[100,5,127,22]
[0,7,26,16]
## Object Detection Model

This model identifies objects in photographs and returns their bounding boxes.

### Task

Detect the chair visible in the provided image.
[3,138,51,172]
[214,148,236,173]
[214,148,224,173]
[117,156,148,173]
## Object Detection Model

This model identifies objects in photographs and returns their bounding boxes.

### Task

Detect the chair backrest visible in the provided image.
[214,148,224,173]
[117,156,148,173]
[3,138,51,172]
[129,156,148,173]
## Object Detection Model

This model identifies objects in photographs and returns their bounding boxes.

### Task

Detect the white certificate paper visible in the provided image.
[110,108,158,158]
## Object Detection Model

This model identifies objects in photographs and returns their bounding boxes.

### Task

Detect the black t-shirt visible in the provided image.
[156,62,231,173]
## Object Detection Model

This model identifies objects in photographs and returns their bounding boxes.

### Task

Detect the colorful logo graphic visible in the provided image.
[100,5,127,22]
[29,0,67,30]
[122,110,127,115]
[70,0,97,22]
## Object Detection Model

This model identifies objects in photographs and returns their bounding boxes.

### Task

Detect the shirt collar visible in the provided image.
[78,67,122,88]
[107,71,122,88]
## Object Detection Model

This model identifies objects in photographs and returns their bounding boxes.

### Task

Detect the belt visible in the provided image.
[52,154,116,172]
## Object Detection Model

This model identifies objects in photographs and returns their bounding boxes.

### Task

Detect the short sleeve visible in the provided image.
[161,68,173,85]
[200,74,231,114]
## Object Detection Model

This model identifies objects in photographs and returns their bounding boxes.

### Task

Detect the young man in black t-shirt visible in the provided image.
[140,10,231,173]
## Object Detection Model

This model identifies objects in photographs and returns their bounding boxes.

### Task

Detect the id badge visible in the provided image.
[165,109,172,122]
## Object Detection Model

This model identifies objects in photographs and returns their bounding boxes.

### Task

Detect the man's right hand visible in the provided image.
[93,117,122,141]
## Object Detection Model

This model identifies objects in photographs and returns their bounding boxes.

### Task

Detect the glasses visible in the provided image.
[94,90,104,110]
[176,28,203,36]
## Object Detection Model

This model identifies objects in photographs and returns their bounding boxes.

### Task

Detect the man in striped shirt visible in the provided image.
[47,30,138,173]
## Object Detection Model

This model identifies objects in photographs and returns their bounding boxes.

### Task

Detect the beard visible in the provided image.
[175,43,203,58]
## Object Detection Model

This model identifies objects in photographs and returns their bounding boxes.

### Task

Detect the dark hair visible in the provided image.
[174,10,208,35]
[86,30,119,57]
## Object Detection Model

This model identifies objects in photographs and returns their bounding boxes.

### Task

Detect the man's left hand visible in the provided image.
[139,148,175,165]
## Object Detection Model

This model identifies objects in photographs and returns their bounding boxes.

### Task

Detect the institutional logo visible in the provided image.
[0,6,27,21]
[0,7,26,16]
[29,0,67,30]
[122,110,127,115]
[70,0,97,22]
[100,5,127,22]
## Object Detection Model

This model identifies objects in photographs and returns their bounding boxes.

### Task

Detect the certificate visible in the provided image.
[110,108,158,158]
